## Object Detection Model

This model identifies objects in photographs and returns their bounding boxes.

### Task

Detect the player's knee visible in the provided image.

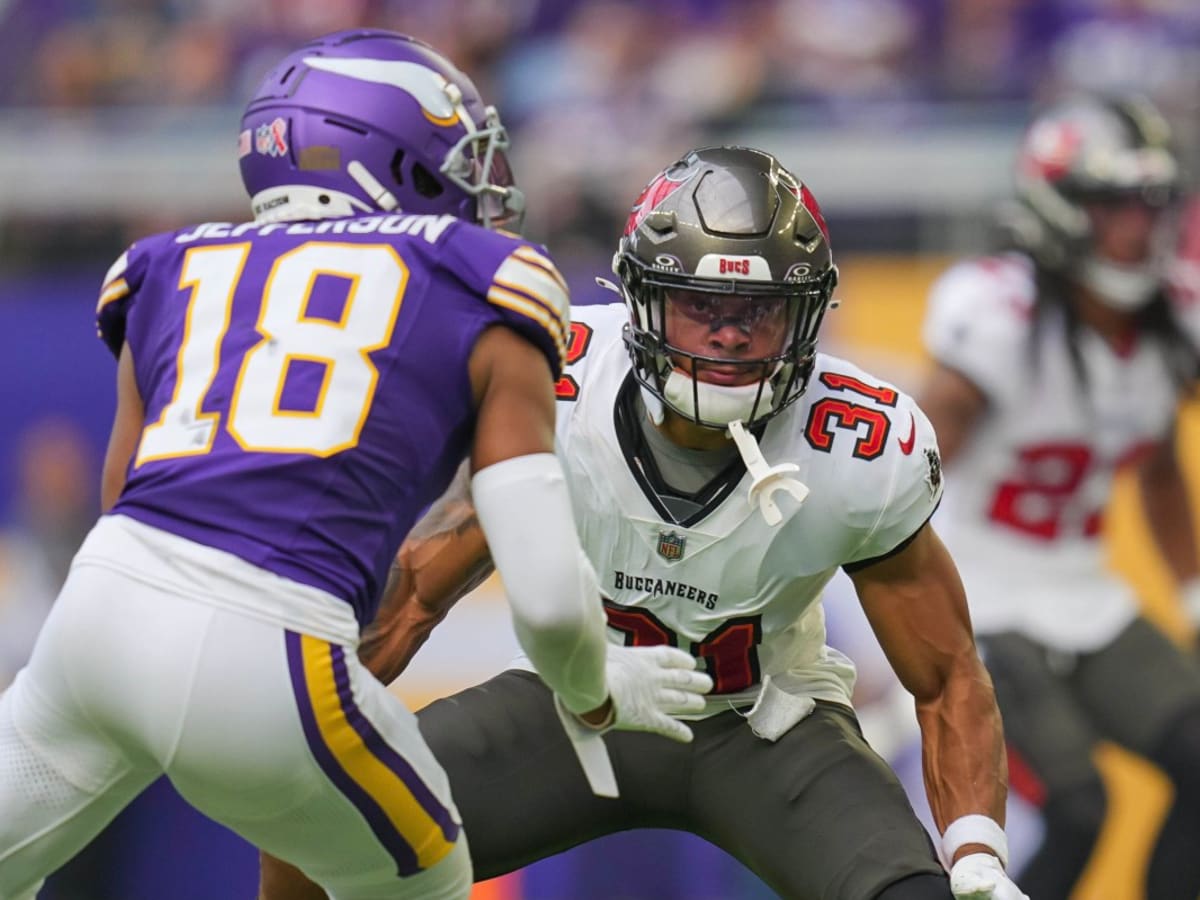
[1150,703,1200,798]
[1044,777,1107,846]
[873,871,954,900]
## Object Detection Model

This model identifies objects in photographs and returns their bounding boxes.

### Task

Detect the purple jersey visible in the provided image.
[96,213,568,626]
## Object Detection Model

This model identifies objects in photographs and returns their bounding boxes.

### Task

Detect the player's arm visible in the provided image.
[465,323,613,719]
[1135,418,1200,626]
[258,331,599,900]
[851,524,1021,896]
[358,461,494,685]
[915,362,988,468]
[100,343,144,512]
[467,324,709,736]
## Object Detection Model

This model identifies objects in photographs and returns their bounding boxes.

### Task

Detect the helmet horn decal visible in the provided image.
[302,57,463,126]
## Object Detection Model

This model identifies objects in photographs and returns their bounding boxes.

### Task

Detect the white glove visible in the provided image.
[950,853,1029,900]
[554,644,712,799]
[596,644,714,742]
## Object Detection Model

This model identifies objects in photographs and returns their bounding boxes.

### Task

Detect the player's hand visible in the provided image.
[949,853,1029,900]
[589,644,713,743]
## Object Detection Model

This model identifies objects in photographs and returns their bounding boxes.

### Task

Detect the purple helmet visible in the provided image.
[239,30,524,229]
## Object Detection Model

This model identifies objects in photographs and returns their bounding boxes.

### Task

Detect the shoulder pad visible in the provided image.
[488,243,571,373]
[96,245,142,357]
[922,254,1034,401]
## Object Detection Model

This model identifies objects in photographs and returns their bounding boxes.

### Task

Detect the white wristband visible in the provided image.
[941,814,1008,869]
[1181,578,1200,626]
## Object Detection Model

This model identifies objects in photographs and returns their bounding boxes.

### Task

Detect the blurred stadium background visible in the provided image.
[1,0,1198,897]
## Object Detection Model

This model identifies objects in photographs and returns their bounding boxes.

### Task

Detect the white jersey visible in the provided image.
[924,253,1189,651]
[538,302,943,719]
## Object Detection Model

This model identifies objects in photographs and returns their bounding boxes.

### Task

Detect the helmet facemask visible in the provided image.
[437,98,526,231]
[620,259,836,429]
[1073,188,1181,311]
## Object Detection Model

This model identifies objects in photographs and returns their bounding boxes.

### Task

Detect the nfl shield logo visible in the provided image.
[255,117,289,157]
[657,530,686,561]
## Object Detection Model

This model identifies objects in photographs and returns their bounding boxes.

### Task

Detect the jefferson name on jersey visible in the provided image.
[174,213,457,246]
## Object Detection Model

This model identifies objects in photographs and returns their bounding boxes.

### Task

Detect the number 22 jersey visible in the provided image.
[924,252,1200,651]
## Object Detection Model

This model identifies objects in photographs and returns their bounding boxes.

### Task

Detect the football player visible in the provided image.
[919,94,1200,899]
[262,146,1028,900]
[0,30,710,900]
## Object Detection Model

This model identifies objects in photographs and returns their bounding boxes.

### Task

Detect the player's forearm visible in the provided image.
[358,587,450,686]
[472,454,609,713]
[1138,449,1200,585]
[358,500,493,684]
[915,651,1008,857]
[258,852,326,900]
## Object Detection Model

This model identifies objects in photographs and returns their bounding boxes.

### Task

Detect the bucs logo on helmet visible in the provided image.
[624,164,701,237]
[783,176,831,247]
[1020,118,1083,183]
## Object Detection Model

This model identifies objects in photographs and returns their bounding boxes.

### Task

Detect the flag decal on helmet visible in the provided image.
[657,531,686,561]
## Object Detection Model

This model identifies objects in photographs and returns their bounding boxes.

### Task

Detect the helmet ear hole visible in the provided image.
[617,257,643,299]
[412,163,445,199]
[390,149,406,185]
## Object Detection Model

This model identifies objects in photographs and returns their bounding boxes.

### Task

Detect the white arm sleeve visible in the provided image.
[470,452,609,714]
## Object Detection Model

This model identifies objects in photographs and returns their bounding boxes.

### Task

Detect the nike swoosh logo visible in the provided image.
[898,412,916,455]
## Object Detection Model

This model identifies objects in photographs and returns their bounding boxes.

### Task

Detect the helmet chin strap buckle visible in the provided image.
[726,419,809,526]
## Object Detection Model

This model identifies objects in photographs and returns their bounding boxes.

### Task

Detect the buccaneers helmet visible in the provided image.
[239,29,524,229]
[615,146,838,429]
[1007,93,1183,308]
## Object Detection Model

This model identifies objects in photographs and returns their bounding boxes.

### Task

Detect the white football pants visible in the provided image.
[0,515,470,900]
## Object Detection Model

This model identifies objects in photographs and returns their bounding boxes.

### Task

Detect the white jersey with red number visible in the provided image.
[924,253,1186,651]
[528,301,943,720]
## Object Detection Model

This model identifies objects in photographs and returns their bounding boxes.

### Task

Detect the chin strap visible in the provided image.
[726,419,809,526]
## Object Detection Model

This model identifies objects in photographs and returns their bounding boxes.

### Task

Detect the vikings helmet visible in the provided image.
[615,146,838,429]
[1006,93,1183,308]
[239,29,524,229]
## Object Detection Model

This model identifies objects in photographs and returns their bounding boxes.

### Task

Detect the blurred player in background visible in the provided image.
[265,146,1027,900]
[0,29,712,900]
[919,93,1200,900]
